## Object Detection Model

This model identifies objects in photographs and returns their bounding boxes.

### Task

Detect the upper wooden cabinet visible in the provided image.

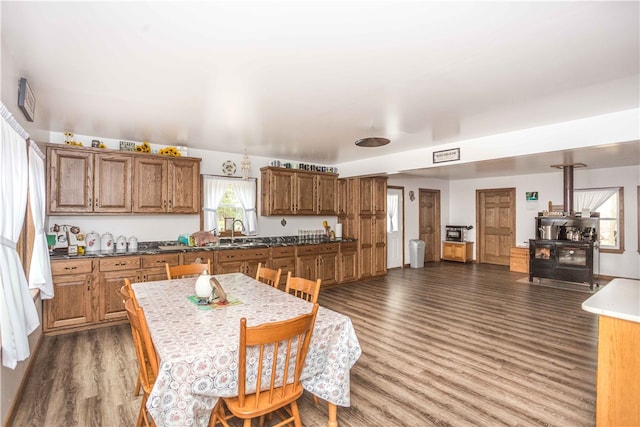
[133,157,200,213]
[47,147,132,214]
[45,144,200,215]
[260,167,338,216]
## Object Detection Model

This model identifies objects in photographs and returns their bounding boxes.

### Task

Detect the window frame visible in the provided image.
[574,186,624,254]
[199,175,258,236]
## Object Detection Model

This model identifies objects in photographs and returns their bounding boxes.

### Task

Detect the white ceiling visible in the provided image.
[2,1,639,178]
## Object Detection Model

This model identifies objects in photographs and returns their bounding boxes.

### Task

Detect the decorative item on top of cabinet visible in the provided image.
[260,167,337,216]
[47,145,133,214]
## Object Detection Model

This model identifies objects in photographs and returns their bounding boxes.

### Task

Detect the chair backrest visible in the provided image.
[255,262,282,289]
[237,304,319,409]
[285,272,321,303]
[123,277,140,309]
[124,299,159,391]
[165,260,211,279]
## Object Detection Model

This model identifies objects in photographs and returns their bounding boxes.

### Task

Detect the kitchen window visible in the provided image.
[202,176,258,235]
[574,187,624,253]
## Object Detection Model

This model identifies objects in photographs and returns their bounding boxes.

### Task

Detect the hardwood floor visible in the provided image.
[10,263,601,426]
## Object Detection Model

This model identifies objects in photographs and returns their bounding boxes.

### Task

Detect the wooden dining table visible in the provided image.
[132,272,362,427]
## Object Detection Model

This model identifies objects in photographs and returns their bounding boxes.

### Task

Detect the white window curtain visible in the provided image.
[230,178,258,235]
[574,188,618,212]
[28,141,53,299]
[387,194,399,232]
[0,103,40,369]
[202,176,229,232]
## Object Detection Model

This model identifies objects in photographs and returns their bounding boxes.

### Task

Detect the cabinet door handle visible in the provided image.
[88,198,92,208]
[95,198,98,207]
[86,278,91,290]
[157,260,166,264]
[169,200,173,209]
[64,266,77,271]
[163,200,167,209]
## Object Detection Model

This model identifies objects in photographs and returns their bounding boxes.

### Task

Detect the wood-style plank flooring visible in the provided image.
[10,263,602,426]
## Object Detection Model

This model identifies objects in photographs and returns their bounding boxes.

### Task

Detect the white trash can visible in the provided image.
[409,239,425,268]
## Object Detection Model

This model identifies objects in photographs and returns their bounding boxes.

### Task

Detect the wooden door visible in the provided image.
[316,174,338,215]
[337,179,348,216]
[340,249,358,283]
[373,215,387,275]
[133,157,167,213]
[295,173,316,214]
[318,253,338,285]
[169,159,199,213]
[373,177,387,216]
[296,254,317,280]
[101,270,139,321]
[94,153,132,213]
[48,148,94,213]
[476,188,516,266]
[46,274,93,330]
[419,189,441,263]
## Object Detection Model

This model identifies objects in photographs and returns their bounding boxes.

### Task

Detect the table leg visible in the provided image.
[328,403,338,427]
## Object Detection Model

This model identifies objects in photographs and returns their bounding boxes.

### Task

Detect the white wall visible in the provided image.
[387,175,450,265]
[449,165,639,279]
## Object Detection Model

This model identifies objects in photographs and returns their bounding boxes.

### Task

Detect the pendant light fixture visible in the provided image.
[355,122,390,147]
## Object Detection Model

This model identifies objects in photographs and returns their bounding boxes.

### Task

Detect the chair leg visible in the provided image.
[243,418,252,427]
[312,395,319,405]
[290,401,302,427]
[135,373,141,396]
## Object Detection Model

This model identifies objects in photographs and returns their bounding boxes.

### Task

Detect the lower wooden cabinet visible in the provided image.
[295,243,339,286]
[270,246,296,287]
[442,241,474,263]
[140,253,180,282]
[46,240,363,335]
[46,259,94,332]
[215,248,269,278]
[339,241,358,283]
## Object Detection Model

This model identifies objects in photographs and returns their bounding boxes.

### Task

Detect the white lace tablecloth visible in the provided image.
[132,273,361,427]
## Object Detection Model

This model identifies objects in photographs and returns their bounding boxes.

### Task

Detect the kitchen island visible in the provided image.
[582,278,640,426]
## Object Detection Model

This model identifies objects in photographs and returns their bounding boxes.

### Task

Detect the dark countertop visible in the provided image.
[50,236,356,260]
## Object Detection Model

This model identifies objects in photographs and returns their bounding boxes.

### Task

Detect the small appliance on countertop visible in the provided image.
[445,225,473,242]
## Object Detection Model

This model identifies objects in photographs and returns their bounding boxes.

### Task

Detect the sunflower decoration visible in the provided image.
[135,141,151,153]
[159,146,181,156]
[64,132,83,146]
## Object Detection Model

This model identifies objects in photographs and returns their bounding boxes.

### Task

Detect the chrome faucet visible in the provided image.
[231,219,245,242]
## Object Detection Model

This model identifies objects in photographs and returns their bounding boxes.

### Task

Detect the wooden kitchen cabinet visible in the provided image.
[47,146,132,214]
[270,246,296,288]
[509,246,529,273]
[339,241,358,283]
[215,248,269,277]
[46,259,94,332]
[133,157,200,213]
[260,167,338,216]
[295,243,339,286]
[140,253,181,281]
[442,241,474,263]
[182,250,215,273]
[98,256,141,321]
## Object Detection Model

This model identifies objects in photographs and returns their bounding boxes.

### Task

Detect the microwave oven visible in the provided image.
[445,225,472,242]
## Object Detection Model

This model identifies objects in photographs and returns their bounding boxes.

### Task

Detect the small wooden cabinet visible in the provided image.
[509,246,529,273]
[260,167,338,216]
[47,147,133,214]
[133,157,200,213]
[46,259,94,331]
[442,241,474,263]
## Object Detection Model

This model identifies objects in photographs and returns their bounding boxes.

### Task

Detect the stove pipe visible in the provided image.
[563,165,574,215]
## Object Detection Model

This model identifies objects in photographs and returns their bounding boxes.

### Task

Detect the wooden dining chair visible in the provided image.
[285,272,322,304]
[123,278,141,310]
[165,259,211,279]
[255,263,282,289]
[209,304,319,427]
[125,298,159,427]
